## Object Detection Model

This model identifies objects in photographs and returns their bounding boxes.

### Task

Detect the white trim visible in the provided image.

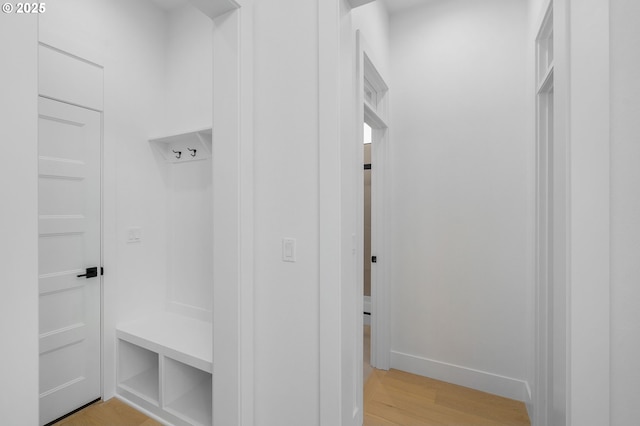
[534,3,555,424]
[114,395,171,426]
[318,0,343,424]
[391,351,531,403]
[533,0,554,40]
[211,2,253,425]
[237,2,255,424]
[357,32,391,372]
[364,296,371,326]
[363,295,371,314]
[565,0,610,423]
[363,314,371,326]
[166,301,211,323]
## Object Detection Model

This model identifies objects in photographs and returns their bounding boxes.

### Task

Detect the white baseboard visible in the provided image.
[390,350,531,403]
[167,300,212,322]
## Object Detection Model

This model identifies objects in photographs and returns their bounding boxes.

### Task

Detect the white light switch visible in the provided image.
[127,227,142,243]
[282,238,296,262]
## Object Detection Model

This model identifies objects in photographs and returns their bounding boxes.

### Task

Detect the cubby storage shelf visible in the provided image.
[118,340,160,404]
[117,311,212,373]
[164,358,213,426]
[119,366,160,403]
[116,312,212,426]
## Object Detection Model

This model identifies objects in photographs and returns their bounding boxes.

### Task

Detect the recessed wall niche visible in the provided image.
[150,128,213,321]
[115,1,215,424]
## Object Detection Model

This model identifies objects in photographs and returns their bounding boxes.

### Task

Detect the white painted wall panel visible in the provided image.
[566,0,610,423]
[163,4,213,321]
[165,5,213,134]
[39,45,104,111]
[610,0,640,423]
[0,13,39,425]
[389,0,531,401]
[39,0,172,399]
[252,0,320,423]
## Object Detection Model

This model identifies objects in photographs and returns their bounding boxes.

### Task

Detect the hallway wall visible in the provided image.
[252,0,321,422]
[0,14,39,425]
[610,0,640,422]
[388,0,531,401]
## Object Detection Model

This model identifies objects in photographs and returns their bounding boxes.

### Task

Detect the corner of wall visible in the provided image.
[0,13,39,424]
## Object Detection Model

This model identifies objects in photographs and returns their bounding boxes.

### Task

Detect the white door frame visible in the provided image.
[211,2,254,425]
[531,0,611,424]
[534,3,555,425]
[37,43,105,424]
[356,31,390,371]
[318,0,343,424]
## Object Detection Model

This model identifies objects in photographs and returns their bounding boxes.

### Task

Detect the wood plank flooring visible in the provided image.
[364,369,530,426]
[364,324,373,383]
[52,398,160,426]
[52,369,530,426]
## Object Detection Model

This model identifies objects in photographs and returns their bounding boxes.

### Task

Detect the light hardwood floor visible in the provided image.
[52,398,160,426]
[53,363,530,426]
[364,324,373,383]
[364,368,530,426]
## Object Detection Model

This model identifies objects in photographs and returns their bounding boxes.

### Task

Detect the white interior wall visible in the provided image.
[564,0,610,423]
[37,0,212,398]
[164,5,213,320]
[164,4,213,133]
[351,1,390,81]
[252,0,320,423]
[610,0,640,423]
[0,15,39,425]
[528,0,547,23]
[166,159,213,319]
[388,0,531,401]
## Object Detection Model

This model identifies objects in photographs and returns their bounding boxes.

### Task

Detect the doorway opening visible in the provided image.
[37,49,104,426]
[535,4,566,424]
[357,32,390,392]
[363,122,373,382]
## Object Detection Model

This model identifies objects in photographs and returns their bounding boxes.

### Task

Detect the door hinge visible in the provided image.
[371,256,377,263]
[101,267,104,276]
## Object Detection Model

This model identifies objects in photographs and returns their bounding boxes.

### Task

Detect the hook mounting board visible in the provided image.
[149,127,212,163]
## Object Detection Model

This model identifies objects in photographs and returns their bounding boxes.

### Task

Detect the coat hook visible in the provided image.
[188,147,197,157]
[172,149,182,159]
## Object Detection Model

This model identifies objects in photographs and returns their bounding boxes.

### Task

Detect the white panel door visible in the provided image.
[38,96,101,425]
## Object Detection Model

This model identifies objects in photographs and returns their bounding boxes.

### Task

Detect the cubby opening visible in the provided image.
[164,358,212,426]
[117,340,159,405]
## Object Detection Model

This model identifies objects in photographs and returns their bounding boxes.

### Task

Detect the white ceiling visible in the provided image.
[150,0,188,10]
[149,1,433,19]
[152,0,440,15]
[381,0,437,15]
